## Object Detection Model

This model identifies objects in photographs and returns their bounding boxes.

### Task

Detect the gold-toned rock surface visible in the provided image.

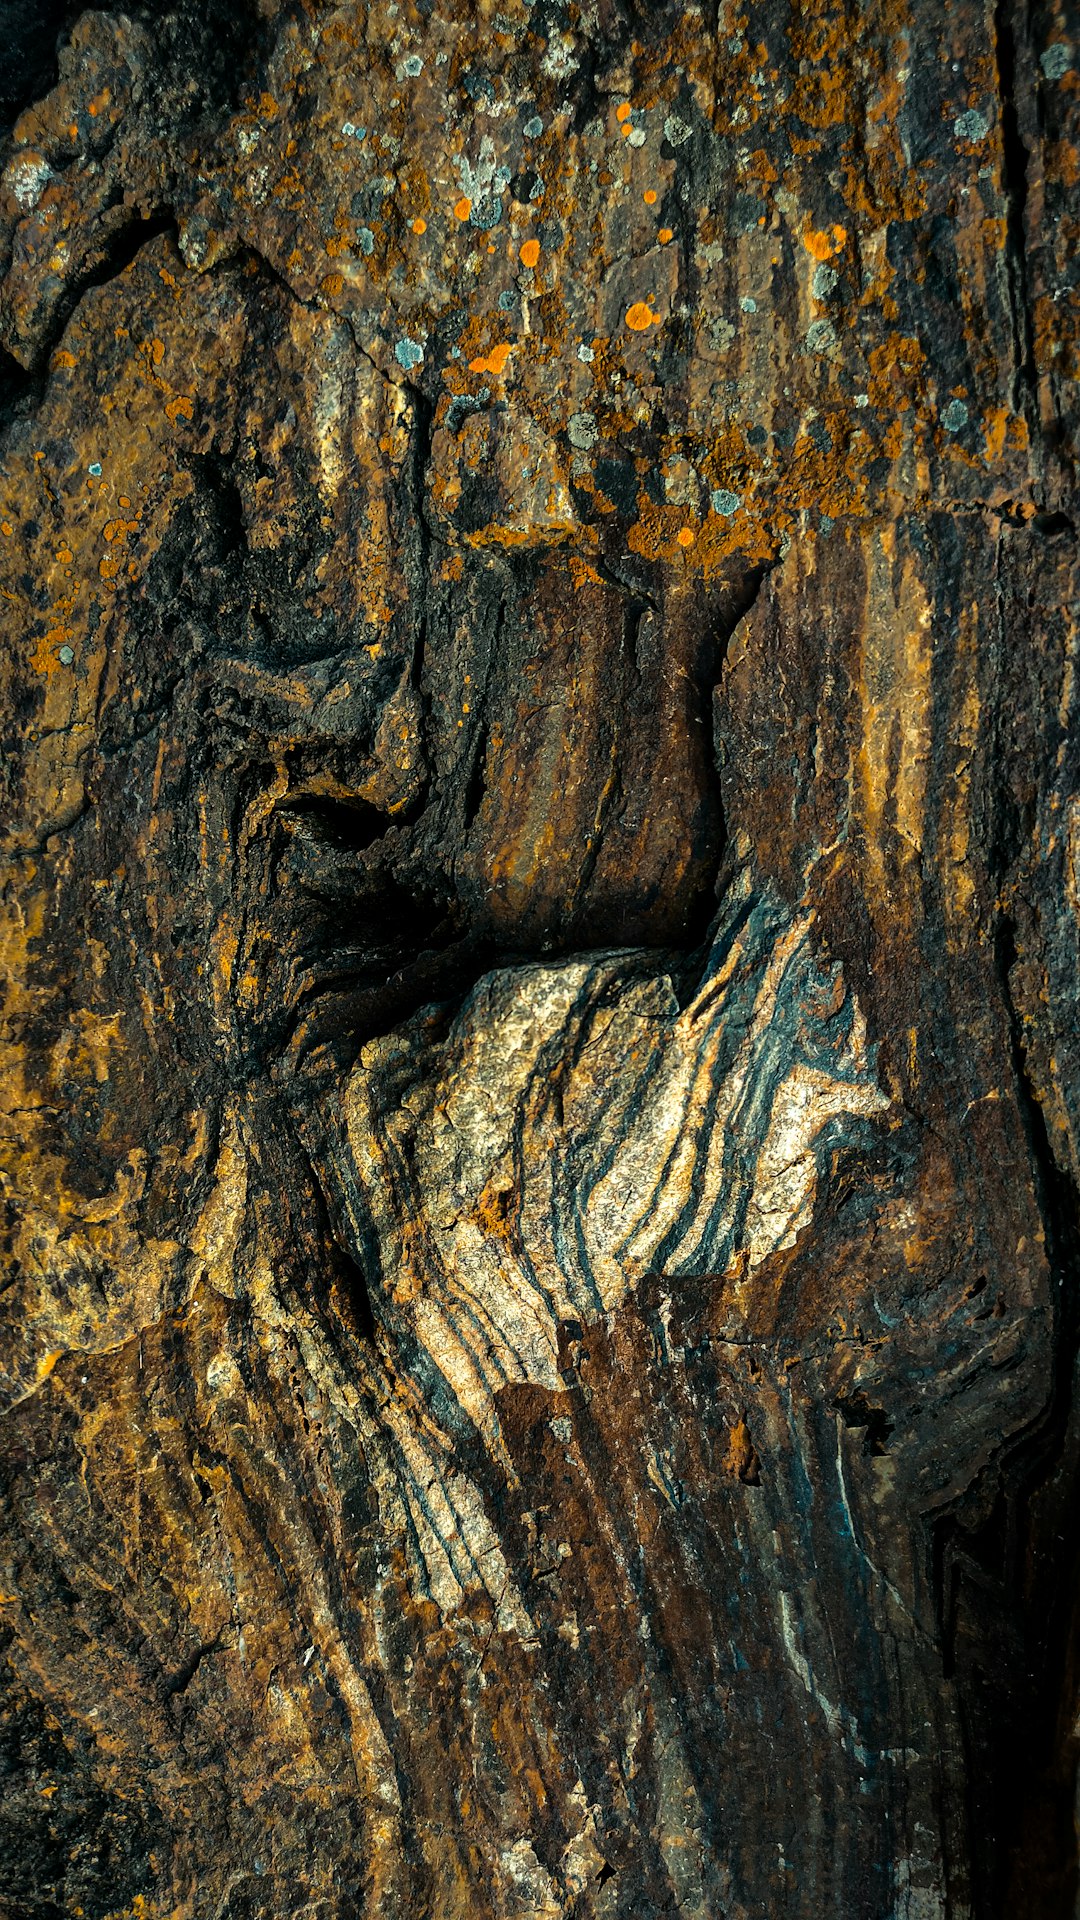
[1,2,1079,1915]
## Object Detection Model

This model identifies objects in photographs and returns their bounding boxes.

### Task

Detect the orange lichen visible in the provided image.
[519,238,540,268]
[803,224,847,261]
[468,343,514,377]
[643,189,657,205]
[677,526,695,547]
[725,1419,761,1485]
[983,408,1009,461]
[454,196,472,221]
[1047,139,1079,188]
[569,555,604,589]
[625,301,659,332]
[102,517,141,545]
[616,103,632,122]
[627,492,776,574]
[866,334,927,411]
[464,524,537,549]
[31,628,73,673]
[658,227,673,244]
[412,218,427,234]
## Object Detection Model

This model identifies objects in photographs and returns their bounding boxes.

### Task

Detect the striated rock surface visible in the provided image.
[0,1,1079,1916]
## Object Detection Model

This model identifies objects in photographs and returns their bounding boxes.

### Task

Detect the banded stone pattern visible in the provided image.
[327,862,888,1619]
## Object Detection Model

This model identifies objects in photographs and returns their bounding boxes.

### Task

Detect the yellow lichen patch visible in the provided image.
[625,300,659,332]
[803,224,847,261]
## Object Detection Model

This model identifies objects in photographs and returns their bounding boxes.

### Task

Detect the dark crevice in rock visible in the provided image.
[189,451,247,561]
[163,1634,223,1702]
[0,340,44,435]
[594,555,659,608]
[1031,510,1077,538]
[933,528,1080,1914]
[992,0,1039,424]
[327,1242,378,1346]
[982,911,1080,1918]
[461,717,491,834]
[275,796,396,857]
[280,920,482,1072]
[832,1389,894,1457]
[716,559,775,666]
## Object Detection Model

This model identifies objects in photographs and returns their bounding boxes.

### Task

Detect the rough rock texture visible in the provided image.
[1,1,1079,1915]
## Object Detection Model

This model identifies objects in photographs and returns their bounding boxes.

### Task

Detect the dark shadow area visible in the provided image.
[0,0,279,140]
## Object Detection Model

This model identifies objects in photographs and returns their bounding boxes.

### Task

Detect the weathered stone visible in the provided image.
[1,3,1078,1917]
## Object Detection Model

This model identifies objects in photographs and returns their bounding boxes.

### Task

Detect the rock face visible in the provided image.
[1,1,1079,1915]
